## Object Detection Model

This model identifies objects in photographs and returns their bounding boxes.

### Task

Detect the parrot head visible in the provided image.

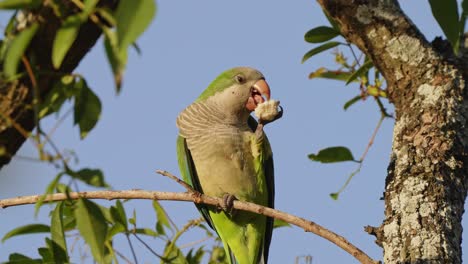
[196,67,271,116]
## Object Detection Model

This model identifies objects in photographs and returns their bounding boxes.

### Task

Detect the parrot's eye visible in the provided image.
[235,75,245,84]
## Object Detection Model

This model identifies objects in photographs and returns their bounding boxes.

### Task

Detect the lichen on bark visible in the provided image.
[318,0,468,263]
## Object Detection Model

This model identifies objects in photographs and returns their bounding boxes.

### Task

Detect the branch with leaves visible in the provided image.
[302,5,394,199]
[0,0,156,169]
[0,170,380,264]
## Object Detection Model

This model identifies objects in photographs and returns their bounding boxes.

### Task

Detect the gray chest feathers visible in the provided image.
[188,125,254,171]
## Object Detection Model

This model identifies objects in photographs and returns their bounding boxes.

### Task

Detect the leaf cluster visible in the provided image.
[302,11,393,200]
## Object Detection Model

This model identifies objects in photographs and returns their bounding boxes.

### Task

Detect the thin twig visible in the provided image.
[179,236,212,249]
[11,155,42,162]
[132,233,164,259]
[347,43,361,68]
[333,114,385,197]
[0,111,31,140]
[69,0,106,28]
[375,97,393,118]
[70,236,80,254]
[156,170,194,192]
[38,130,81,191]
[0,188,379,264]
[40,130,65,162]
[21,56,38,89]
[114,249,134,264]
[359,115,385,162]
[164,217,205,257]
[39,130,76,176]
[46,106,73,139]
[125,234,138,264]
[333,165,362,198]
[21,56,43,153]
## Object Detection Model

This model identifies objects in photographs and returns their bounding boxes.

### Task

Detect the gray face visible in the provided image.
[209,67,265,117]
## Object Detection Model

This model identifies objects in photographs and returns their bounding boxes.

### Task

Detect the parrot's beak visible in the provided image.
[246,79,271,111]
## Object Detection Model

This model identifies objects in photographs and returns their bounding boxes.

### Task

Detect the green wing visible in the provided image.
[176,135,214,228]
[177,135,237,264]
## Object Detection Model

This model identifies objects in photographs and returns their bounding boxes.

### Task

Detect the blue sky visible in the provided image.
[1,1,467,263]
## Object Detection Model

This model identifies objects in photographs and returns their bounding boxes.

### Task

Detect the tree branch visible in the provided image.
[0,0,117,169]
[0,189,379,264]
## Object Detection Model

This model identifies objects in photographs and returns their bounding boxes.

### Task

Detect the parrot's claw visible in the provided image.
[221,193,237,216]
[259,105,283,126]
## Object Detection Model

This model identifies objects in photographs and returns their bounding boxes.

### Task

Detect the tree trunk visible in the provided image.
[317,0,468,263]
[0,1,116,170]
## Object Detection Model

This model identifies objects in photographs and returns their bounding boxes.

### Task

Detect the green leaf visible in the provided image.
[304,26,340,43]
[98,204,113,224]
[132,42,142,55]
[463,0,468,15]
[302,41,341,63]
[115,0,156,50]
[103,27,127,92]
[343,95,362,110]
[208,246,228,264]
[428,0,460,52]
[367,86,387,98]
[4,22,39,78]
[107,222,125,239]
[330,193,339,200]
[69,168,109,187]
[104,244,118,264]
[186,247,205,264]
[133,228,159,237]
[110,200,127,230]
[161,241,188,264]
[50,202,68,263]
[82,0,99,17]
[73,79,102,139]
[55,183,73,195]
[34,172,64,216]
[4,13,16,38]
[38,244,53,263]
[129,209,136,226]
[273,219,291,229]
[39,75,77,118]
[0,0,41,9]
[52,15,82,69]
[75,199,108,264]
[308,146,357,163]
[2,224,50,242]
[153,200,172,235]
[324,12,340,32]
[38,86,68,118]
[346,60,373,85]
[96,7,116,26]
[308,67,354,82]
[61,201,77,231]
[7,253,41,264]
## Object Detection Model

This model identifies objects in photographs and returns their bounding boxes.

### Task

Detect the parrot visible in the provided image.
[176,67,280,264]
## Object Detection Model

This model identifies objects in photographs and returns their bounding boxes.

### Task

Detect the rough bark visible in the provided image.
[0,0,116,169]
[317,0,468,263]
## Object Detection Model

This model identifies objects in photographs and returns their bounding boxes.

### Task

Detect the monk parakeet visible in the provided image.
[176,67,281,264]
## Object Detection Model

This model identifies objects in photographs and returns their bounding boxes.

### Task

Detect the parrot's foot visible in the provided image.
[259,105,283,126]
[220,193,237,216]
